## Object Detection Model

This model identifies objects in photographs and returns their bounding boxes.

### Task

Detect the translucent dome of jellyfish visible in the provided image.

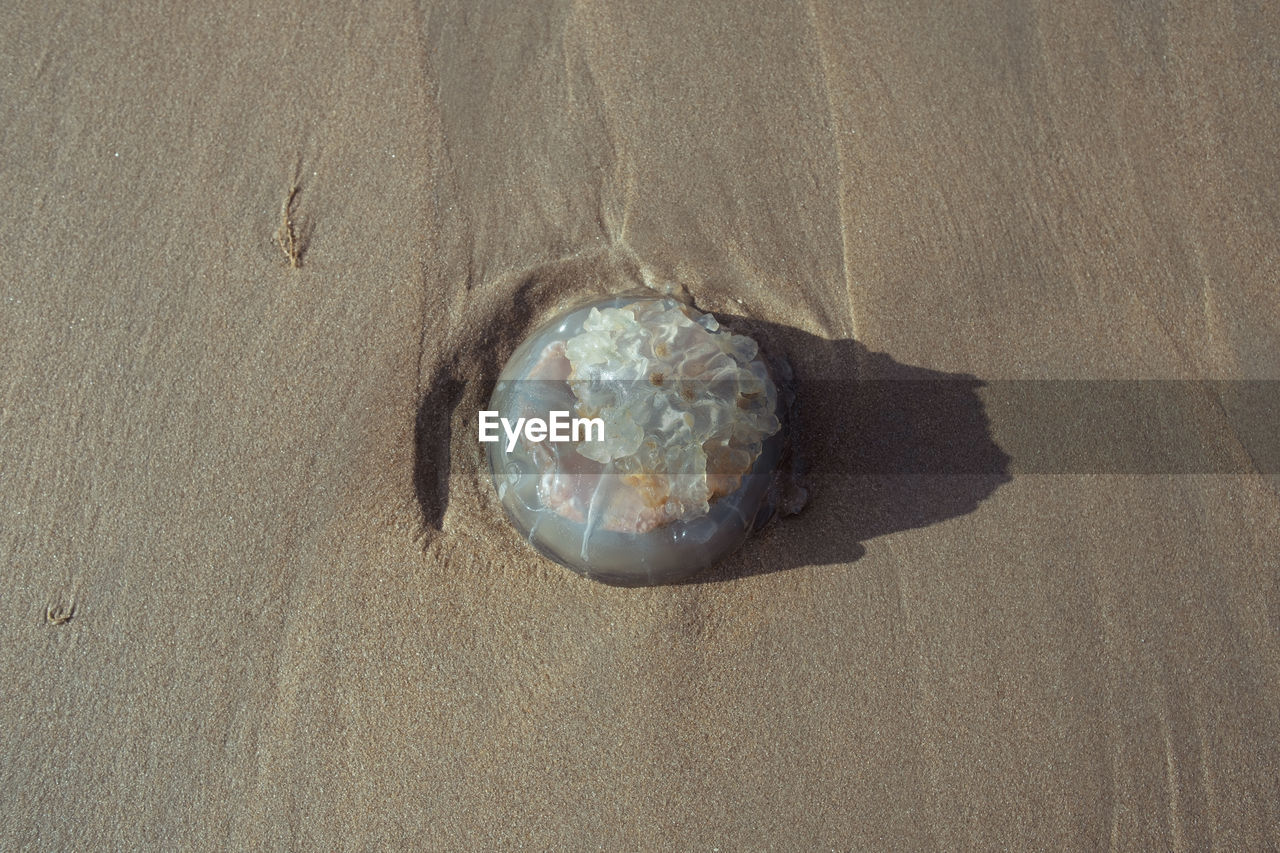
[486,293,787,586]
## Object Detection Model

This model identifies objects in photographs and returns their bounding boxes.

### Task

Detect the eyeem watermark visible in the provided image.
[479,411,605,452]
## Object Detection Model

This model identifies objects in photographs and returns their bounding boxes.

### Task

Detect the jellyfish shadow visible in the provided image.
[412,314,1012,584]
[689,317,1012,584]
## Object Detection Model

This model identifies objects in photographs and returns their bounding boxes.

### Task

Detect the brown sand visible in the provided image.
[3,0,1279,848]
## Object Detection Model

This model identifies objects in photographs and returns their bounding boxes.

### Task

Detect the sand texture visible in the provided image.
[3,0,1279,848]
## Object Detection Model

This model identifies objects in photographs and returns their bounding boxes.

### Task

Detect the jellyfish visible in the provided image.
[485,293,788,586]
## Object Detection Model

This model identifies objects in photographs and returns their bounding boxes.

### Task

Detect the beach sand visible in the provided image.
[3,0,1278,847]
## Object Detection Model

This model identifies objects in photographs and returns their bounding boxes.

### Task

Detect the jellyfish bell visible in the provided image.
[485,292,788,586]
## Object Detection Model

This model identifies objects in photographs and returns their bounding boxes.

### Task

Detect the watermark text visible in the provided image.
[479,410,605,452]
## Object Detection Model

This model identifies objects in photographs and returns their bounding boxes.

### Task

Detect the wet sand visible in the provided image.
[2,1,1278,847]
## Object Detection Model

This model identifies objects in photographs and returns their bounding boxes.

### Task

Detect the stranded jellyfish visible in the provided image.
[485,293,787,585]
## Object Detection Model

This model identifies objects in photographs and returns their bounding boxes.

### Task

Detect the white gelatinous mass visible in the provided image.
[486,292,789,585]
[561,301,781,526]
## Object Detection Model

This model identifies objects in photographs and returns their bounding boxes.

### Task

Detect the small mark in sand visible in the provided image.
[46,599,75,626]
[274,183,304,268]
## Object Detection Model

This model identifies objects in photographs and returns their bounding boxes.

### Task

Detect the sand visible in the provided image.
[3,0,1278,847]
